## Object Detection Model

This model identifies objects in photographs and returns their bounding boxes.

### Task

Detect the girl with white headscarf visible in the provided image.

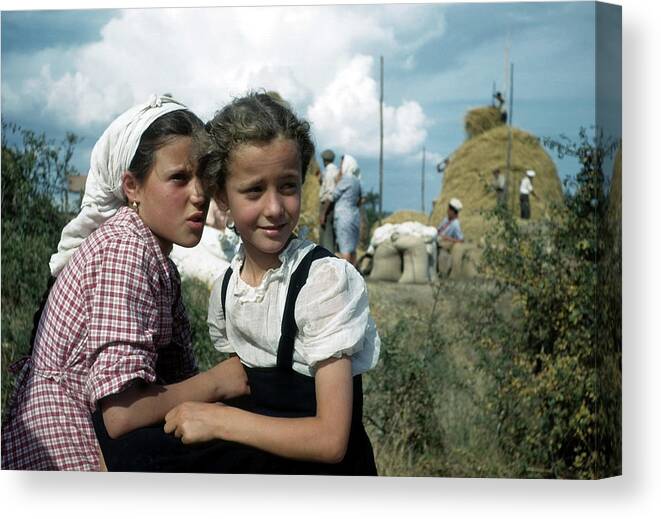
[1,95,249,471]
[332,154,363,266]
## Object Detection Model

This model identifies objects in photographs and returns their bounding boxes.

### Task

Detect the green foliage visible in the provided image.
[1,122,79,413]
[180,278,227,372]
[364,312,446,476]
[463,127,622,478]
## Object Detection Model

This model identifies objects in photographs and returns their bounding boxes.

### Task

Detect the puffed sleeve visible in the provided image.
[295,258,380,374]
[85,235,161,407]
[207,266,233,353]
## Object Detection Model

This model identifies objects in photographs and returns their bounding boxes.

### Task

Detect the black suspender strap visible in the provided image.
[220,266,233,322]
[276,246,334,370]
[219,246,334,371]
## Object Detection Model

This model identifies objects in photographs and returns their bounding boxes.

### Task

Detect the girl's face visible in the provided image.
[220,138,302,265]
[129,136,209,254]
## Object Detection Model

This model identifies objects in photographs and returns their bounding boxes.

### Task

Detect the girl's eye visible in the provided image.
[171,172,190,183]
[242,186,263,198]
[281,182,299,193]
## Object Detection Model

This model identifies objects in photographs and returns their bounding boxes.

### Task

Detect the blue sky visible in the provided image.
[1,1,621,212]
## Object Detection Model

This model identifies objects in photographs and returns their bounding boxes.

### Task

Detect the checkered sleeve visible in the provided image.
[154,262,199,384]
[85,235,160,408]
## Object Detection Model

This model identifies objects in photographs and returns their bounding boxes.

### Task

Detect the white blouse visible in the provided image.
[207,238,380,377]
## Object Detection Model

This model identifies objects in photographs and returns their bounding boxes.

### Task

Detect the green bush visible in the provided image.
[462,128,622,478]
[180,278,227,372]
[1,122,78,413]
[364,316,446,476]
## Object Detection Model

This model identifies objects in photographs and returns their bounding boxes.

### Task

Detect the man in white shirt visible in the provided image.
[437,198,464,244]
[519,169,537,219]
[319,149,339,252]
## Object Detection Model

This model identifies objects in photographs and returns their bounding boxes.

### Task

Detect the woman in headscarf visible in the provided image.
[1,95,248,471]
[331,154,363,266]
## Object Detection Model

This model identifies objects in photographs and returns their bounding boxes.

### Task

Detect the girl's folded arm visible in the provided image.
[164,356,353,463]
[100,355,249,439]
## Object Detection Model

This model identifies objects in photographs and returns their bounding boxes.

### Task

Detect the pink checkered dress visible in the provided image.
[1,207,197,471]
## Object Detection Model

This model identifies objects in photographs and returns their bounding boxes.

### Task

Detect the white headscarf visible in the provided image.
[49,94,189,276]
[341,154,361,180]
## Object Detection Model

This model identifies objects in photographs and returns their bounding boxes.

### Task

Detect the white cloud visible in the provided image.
[308,55,428,157]
[403,148,446,168]
[2,5,445,159]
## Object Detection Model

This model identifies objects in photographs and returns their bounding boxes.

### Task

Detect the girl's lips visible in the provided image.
[186,220,205,232]
[186,212,206,231]
[260,223,287,236]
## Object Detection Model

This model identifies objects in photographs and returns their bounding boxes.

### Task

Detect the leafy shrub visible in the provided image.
[1,122,79,413]
[463,128,621,478]
[364,300,447,476]
[180,278,228,372]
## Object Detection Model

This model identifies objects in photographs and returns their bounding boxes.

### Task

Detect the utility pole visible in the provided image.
[506,62,514,211]
[378,55,384,224]
[421,146,426,213]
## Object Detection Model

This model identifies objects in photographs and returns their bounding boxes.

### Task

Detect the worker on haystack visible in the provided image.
[492,167,506,207]
[437,198,464,246]
[519,169,537,219]
[494,91,507,123]
[318,148,339,252]
[436,157,450,174]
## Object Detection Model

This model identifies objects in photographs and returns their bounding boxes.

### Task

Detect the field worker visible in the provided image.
[437,198,464,244]
[318,149,338,252]
[492,167,506,207]
[332,154,363,266]
[519,169,537,219]
[493,91,507,123]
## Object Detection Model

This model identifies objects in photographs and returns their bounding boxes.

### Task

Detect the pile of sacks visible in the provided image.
[365,221,481,283]
[436,240,480,279]
[170,226,240,287]
[366,222,438,284]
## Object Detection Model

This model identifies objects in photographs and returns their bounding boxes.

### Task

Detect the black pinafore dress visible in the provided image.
[218,245,377,475]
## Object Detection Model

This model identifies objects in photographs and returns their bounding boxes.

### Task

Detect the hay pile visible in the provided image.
[382,210,431,226]
[431,124,563,241]
[464,106,505,139]
[296,157,321,242]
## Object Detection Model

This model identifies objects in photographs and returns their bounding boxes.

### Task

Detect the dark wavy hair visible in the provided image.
[197,91,315,199]
[129,109,204,184]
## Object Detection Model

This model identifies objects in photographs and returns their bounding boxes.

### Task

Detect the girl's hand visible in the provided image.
[164,401,228,444]
[205,356,250,401]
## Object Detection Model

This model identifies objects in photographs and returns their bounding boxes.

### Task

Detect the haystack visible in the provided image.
[431,123,563,241]
[297,157,321,242]
[464,106,505,139]
[382,210,431,226]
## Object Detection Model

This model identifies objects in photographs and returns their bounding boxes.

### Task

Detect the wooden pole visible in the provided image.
[506,62,514,211]
[379,55,384,223]
[421,146,426,213]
